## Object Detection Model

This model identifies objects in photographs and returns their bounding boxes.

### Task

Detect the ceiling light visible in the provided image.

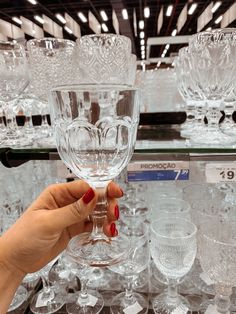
[141,55,145,60]
[78,12,87,23]
[55,13,66,24]
[64,26,73,34]
[140,31,145,39]
[34,15,44,24]
[101,23,108,32]
[139,20,144,29]
[165,44,170,50]
[122,9,128,20]
[163,48,167,54]
[171,29,177,36]
[215,15,222,24]
[188,3,198,15]
[144,7,150,18]
[166,5,173,17]
[100,10,108,21]
[161,53,165,58]
[12,17,22,25]
[212,1,222,13]
[140,39,145,45]
[141,45,145,51]
[27,0,37,4]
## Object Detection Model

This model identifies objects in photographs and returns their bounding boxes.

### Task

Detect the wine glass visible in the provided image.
[189,28,236,146]
[49,85,140,267]
[109,222,150,314]
[199,218,236,314]
[0,40,29,146]
[150,217,197,314]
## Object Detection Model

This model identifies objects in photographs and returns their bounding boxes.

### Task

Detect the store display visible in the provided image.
[0,25,236,314]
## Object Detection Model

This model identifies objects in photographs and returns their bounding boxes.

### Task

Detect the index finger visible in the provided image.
[29,180,91,210]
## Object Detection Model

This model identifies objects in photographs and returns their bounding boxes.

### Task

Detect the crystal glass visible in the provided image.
[76,34,131,84]
[49,85,140,267]
[65,252,104,314]
[8,285,28,312]
[27,38,77,102]
[189,28,236,145]
[0,40,29,146]
[30,259,65,314]
[151,218,197,314]
[151,197,191,221]
[220,90,236,136]
[175,47,205,138]
[109,222,150,314]
[199,218,236,314]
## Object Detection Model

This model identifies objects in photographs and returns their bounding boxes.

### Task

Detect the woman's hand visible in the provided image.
[0,180,122,276]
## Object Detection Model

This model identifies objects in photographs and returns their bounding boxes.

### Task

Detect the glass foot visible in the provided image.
[30,287,65,314]
[110,291,148,314]
[190,129,236,146]
[66,290,104,314]
[152,292,190,314]
[8,285,28,312]
[67,232,130,267]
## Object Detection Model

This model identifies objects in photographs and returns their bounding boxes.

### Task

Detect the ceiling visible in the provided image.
[0,0,235,63]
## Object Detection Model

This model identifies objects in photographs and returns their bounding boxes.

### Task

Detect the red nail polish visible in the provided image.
[114,205,119,220]
[82,188,95,204]
[110,223,116,236]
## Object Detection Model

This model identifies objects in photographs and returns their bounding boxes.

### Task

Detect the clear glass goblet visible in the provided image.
[76,34,131,85]
[0,40,29,146]
[189,28,236,146]
[49,85,140,267]
[109,222,150,314]
[151,217,197,314]
[199,218,236,314]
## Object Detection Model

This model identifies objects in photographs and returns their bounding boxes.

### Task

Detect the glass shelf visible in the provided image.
[1,125,236,167]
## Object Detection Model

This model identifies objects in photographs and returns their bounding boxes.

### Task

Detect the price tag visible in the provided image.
[127,161,189,182]
[171,304,189,314]
[123,301,143,314]
[199,272,214,286]
[205,304,218,314]
[205,163,236,183]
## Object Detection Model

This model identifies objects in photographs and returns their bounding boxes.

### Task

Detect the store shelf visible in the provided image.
[1,125,236,167]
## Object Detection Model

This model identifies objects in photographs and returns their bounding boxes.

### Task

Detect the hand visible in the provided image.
[0,180,122,276]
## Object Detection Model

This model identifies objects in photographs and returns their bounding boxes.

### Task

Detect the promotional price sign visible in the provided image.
[127,161,189,182]
[205,163,236,183]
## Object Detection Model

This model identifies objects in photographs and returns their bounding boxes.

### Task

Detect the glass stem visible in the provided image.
[215,285,232,314]
[41,275,54,300]
[91,185,108,241]
[166,281,179,306]
[206,100,222,131]
[125,275,134,301]
[78,278,89,305]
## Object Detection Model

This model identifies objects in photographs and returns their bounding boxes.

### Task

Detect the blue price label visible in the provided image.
[127,161,189,182]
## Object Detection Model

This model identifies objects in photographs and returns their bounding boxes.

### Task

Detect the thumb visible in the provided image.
[47,188,97,231]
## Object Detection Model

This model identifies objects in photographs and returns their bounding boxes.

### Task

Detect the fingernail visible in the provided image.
[110,223,116,236]
[114,205,119,220]
[82,188,95,204]
[119,188,124,197]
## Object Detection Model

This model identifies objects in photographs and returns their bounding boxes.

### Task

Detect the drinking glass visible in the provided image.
[109,222,150,314]
[175,47,205,138]
[50,85,140,267]
[0,40,29,146]
[76,34,131,84]
[220,90,236,136]
[189,28,236,145]
[199,218,236,314]
[27,38,77,102]
[30,258,65,314]
[151,218,197,313]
